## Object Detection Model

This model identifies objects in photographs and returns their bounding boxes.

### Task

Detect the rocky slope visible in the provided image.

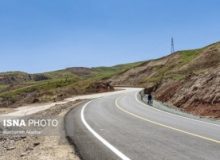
[110,42,220,118]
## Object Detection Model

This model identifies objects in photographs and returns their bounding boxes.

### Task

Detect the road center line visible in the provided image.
[81,101,131,160]
[115,97,220,144]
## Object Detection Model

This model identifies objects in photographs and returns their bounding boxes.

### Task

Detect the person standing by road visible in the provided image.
[147,93,153,106]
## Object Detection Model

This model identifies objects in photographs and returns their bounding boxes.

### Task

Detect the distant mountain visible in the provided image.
[110,42,220,118]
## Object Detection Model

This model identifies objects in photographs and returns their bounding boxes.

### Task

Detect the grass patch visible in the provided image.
[0,84,8,90]
[179,49,201,64]
[0,77,79,98]
[93,61,143,80]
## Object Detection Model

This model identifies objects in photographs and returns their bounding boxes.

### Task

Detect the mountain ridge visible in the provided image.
[0,41,219,118]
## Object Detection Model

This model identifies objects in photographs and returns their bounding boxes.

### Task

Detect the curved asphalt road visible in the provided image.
[65,89,220,160]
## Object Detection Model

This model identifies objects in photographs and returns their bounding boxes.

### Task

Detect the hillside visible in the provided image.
[110,42,220,118]
[0,62,141,107]
[0,42,219,118]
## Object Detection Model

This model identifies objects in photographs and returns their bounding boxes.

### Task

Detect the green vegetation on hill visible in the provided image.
[179,49,201,64]
[0,84,8,90]
[0,62,142,107]
[93,62,143,79]
[1,41,219,109]
[140,48,203,86]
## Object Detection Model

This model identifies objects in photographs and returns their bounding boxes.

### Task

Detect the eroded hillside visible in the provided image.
[110,42,220,118]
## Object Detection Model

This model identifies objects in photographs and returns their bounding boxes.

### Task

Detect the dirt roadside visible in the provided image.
[0,101,83,160]
[0,88,135,160]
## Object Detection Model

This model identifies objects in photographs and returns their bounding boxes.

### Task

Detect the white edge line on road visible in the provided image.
[81,101,131,160]
[135,92,220,128]
[115,97,220,144]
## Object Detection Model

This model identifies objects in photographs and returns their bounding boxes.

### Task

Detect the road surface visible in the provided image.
[65,88,220,160]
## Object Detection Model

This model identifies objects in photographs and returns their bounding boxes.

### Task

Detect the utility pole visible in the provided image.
[171,37,175,54]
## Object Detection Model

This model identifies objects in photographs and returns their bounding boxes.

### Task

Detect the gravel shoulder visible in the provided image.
[0,101,82,160]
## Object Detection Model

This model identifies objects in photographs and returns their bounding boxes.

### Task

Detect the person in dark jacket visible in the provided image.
[147,93,153,106]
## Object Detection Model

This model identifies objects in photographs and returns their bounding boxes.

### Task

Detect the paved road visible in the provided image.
[65,88,220,160]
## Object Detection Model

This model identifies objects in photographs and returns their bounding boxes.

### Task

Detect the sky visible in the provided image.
[0,0,220,73]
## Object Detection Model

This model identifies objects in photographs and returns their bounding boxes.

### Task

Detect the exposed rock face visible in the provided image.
[111,42,220,118]
[156,67,220,118]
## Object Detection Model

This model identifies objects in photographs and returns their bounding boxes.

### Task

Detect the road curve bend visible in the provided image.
[65,89,220,160]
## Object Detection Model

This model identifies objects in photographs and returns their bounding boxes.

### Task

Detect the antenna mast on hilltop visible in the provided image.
[171,37,175,54]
